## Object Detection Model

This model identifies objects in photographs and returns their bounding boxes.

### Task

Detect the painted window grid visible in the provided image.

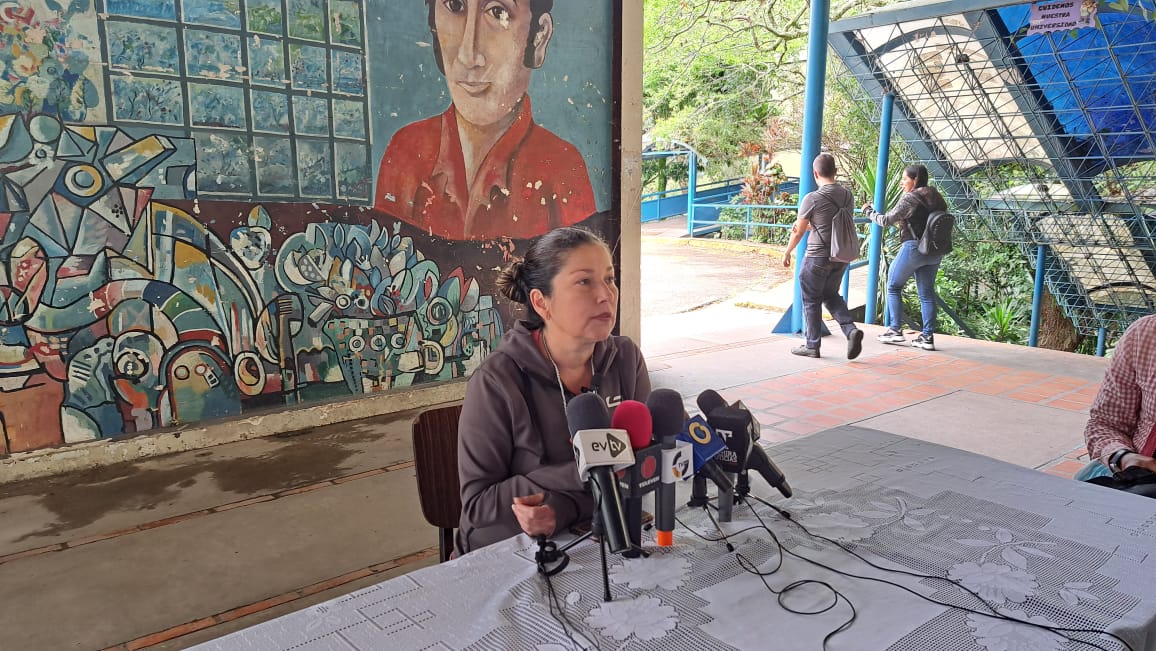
[99,0,371,202]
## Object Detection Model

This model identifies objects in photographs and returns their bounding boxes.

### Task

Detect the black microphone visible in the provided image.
[696,389,727,419]
[732,398,762,442]
[747,444,792,498]
[699,392,752,476]
[566,392,633,554]
[700,389,792,499]
[646,388,687,547]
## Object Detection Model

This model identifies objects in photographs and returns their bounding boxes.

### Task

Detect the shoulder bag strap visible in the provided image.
[906,194,931,241]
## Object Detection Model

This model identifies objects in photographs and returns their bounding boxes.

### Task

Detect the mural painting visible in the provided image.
[374,0,601,241]
[0,0,613,456]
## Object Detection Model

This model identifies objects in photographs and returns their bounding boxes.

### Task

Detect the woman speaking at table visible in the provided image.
[456,227,652,555]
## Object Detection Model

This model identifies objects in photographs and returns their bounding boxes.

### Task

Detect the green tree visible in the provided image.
[645,0,896,168]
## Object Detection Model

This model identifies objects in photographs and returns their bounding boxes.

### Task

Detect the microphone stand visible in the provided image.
[555,506,614,602]
[687,474,709,508]
[716,472,735,522]
[735,470,752,499]
[538,475,653,603]
[548,482,651,603]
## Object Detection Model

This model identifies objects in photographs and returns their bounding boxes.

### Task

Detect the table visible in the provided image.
[190,426,1156,650]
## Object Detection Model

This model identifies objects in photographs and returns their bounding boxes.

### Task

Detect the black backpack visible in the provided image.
[910,199,954,256]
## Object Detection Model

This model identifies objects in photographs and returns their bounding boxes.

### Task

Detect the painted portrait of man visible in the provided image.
[374,0,597,241]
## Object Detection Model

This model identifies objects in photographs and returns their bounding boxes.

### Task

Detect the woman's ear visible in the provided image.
[529,288,550,322]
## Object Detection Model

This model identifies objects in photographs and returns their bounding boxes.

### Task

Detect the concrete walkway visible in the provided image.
[0,227,1106,650]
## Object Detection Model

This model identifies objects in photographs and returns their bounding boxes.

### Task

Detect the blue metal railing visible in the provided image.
[689,202,873,240]
[686,202,874,306]
[689,202,797,237]
[640,177,739,203]
[641,177,744,224]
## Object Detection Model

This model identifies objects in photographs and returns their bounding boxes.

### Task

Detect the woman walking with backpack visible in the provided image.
[861,164,949,351]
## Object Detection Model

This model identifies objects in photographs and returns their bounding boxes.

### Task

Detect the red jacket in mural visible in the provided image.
[374,96,596,241]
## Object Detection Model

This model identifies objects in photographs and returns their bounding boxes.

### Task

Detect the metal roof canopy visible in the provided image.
[830,0,1156,335]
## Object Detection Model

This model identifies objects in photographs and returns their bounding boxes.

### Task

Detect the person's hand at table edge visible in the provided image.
[512,493,557,537]
[1120,451,1156,475]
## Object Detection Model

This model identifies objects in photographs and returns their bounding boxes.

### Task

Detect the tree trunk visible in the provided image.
[1037,290,1080,352]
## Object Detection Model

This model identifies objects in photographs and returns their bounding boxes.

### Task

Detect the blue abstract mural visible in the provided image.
[0,109,503,454]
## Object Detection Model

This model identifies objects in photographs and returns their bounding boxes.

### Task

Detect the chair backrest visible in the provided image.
[411,404,463,561]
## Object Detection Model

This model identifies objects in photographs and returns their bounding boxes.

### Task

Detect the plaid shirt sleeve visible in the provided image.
[1084,315,1156,464]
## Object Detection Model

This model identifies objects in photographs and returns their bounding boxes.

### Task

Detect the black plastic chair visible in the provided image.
[411,404,463,562]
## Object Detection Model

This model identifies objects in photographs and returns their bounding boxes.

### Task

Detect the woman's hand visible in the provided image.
[861,203,873,213]
[1122,452,1156,474]
[512,493,556,537]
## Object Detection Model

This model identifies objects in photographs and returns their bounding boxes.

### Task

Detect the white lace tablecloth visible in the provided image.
[191,426,1156,651]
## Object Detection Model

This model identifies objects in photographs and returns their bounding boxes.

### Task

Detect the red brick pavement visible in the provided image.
[740,348,1097,477]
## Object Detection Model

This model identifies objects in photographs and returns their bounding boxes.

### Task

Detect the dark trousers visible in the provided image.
[800,256,857,350]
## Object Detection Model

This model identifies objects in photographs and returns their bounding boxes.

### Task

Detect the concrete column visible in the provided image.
[618,0,644,343]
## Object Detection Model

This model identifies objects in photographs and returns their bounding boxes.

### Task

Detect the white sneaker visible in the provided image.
[911,333,935,351]
[877,329,905,344]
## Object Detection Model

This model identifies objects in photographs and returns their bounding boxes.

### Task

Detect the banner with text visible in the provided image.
[1028,0,1097,34]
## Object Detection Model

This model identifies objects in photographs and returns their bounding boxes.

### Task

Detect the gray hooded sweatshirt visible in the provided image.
[456,320,651,554]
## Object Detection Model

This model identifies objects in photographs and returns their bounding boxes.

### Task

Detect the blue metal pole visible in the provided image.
[1028,245,1045,347]
[686,152,698,236]
[866,92,895,325]
[789,0,832,335]
[1097,327,1107,357]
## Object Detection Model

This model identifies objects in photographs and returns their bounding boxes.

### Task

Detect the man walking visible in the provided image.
[781,153,864,359]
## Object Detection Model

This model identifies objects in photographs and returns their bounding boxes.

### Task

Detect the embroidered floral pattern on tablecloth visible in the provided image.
[948,562,1038,604]
[584,596,677,641]
[778,487,1134,651]
[967,608,1067,651]
[952,526,1058,573]
[796,511,875,542]
[852,497,939,533]
[609,554,690,590]
[945,525,1061,604]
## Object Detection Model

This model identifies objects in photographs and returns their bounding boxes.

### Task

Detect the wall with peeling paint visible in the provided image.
[0,0,620,461]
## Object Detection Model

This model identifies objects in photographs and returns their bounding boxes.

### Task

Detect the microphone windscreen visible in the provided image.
[611,399,653,449]
[565,391,610,437]
[646,389,686,440]
[696,389,727,418]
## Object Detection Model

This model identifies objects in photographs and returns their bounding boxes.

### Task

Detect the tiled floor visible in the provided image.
[717,347,1099,477]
